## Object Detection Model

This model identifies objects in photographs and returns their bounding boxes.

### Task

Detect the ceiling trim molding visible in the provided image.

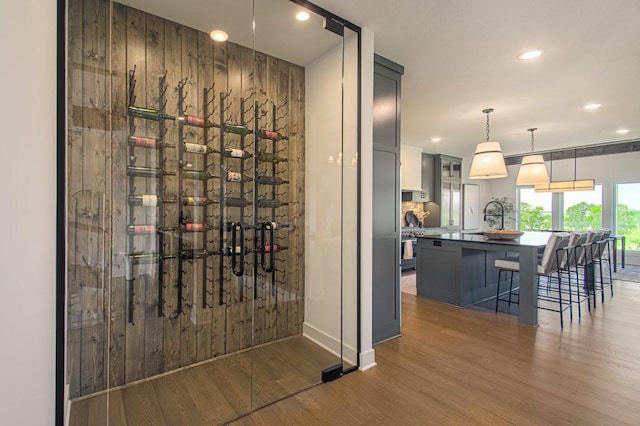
[504,139,640,166]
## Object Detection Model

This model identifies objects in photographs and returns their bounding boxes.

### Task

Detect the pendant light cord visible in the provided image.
[486,112,490,141]
[482,108,493,142]
[527,127,537,152]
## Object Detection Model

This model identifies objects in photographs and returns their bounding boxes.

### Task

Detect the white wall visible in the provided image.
[304,34,360,364]
[359,28,376,370]
[0,0,57,423]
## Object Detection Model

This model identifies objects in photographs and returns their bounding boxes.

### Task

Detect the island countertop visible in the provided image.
[418,231,552,247]
[416,231,552,326]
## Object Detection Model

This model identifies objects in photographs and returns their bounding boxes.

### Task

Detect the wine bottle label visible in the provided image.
[187,115,205,127]
[263,245,278,253]
[142,195,158,207]
[227,171,241,182]
[184,143,207,154]
[270,221,278,230]
[263,130,278,139]
[185,223,204,232]
[130,136,157,148]
[132,225,156,234]
[230,149,244,158]
[184,196,209,205]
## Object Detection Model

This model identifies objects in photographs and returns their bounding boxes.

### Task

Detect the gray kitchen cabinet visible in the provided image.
[416,239,461,304]
[416,237,505,306]
[434,155,462,230]
[372,54,403,345]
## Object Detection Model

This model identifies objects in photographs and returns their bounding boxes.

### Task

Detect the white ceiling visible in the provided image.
[119,0,640,158]
[313,0,640,158]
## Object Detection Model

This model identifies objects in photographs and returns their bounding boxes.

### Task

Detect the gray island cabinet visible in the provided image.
[416,232,551,326]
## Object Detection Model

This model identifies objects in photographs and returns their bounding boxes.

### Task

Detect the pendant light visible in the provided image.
[469,108,508,179]
[535,149,595,192]
[516,128,549,185]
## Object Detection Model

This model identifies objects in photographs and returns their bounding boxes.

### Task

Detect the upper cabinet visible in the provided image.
[401,146,434,202]
[401,145,422,191]
[434,155,463,229]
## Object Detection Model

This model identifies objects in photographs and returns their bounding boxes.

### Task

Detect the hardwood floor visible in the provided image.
[235,280,640,425]
[68,336,340,425]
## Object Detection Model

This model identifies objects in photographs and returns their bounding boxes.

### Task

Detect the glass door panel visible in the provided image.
[342,24,359,369]
[253,0,346,410]
[65,0,359,423]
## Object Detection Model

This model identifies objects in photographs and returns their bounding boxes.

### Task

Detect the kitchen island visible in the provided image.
[416,232,551,326]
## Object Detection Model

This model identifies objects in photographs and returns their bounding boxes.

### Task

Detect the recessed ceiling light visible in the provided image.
[616,128,630,135]
[518,49,544,60]
[296,11,310,21]
[210,30,228,42]
[431,137,441,143]
[583,103,601,110]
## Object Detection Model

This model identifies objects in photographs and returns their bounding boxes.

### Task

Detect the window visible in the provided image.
[562,185,603,231]
[615,183,640,251]
[518,188,552,231]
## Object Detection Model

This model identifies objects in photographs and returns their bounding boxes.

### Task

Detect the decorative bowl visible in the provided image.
[481,229,524,240]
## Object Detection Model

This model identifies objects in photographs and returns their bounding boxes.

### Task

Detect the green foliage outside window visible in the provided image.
[519,202,551,231]
[616,203,640,251]
[563,202,602,231]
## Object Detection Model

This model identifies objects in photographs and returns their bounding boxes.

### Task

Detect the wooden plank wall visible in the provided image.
[67,0,305,398]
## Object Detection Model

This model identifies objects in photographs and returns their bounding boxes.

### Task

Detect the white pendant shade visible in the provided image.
[469,141,508,179]
[516,154,550,185]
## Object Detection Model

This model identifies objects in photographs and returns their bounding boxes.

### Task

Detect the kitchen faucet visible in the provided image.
[483,200,505,230]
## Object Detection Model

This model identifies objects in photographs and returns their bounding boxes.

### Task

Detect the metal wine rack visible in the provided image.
[176,79,217,313]
[218,91,254,305]
[255,100,290,307]
[126,67,175,324]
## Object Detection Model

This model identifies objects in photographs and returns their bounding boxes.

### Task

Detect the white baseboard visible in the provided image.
[303,322,358,366]
[358,348,377,371]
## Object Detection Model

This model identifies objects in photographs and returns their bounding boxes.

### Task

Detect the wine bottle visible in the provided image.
[182,196,217,206]
[224,197,252,208]
[178,115,218,128]
[181,222,215,233]
[258,130,288,141]
[127,166,176,178]
[219,245,253,256]
[181,169,220,181]
[128,106,175,121]
[127,225,157,235]
[127,225,175,235]
[258,152,288,163]
[129,252,177,265]
[222,148,253,159]
[222,123,253,136]
[257,199,289,208]
[256,175,289,185]
[128,195,176,207]
[261,244,288,253]
[183,142,220,155]
[128,136,174,149]
[226,171,253,182]
[265,221,289,230]
[181,249,210,259]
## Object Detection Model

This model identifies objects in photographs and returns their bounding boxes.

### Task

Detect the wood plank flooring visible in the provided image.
[68,335,340,425]
[235,280,640,425]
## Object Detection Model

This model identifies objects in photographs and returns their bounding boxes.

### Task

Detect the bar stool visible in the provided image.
[494,233,571,327]
[577,230,600,309]
[558,232,589,320]
[592,230,613,304]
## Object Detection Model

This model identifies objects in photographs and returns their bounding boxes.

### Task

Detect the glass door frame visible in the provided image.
[55,0,362,423]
